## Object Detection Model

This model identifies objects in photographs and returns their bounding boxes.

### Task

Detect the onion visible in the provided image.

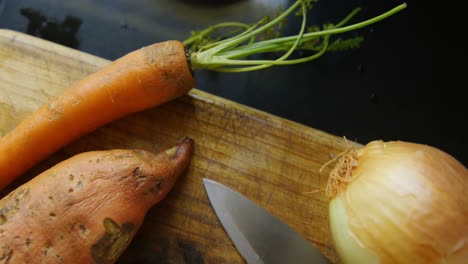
[326,140,468,264]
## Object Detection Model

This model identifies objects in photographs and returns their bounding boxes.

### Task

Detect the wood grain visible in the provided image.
[0,29,353,263]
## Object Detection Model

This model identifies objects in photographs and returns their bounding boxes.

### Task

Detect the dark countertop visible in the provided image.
[1,1,462,165]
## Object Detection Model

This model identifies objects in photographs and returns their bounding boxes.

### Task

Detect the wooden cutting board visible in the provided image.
[0,29,354,263]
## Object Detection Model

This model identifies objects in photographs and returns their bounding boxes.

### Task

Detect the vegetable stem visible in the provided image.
[182,22,251,46]
[186,0,407,72]
[220,6,361,59]
[202,0,305,57]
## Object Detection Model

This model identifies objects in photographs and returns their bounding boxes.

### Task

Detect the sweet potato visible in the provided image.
[0,137,194,264]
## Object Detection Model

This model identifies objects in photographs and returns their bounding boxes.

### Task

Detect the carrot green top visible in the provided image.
[184,0,407,73]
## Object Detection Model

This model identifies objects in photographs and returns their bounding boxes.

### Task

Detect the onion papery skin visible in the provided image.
[328,140,468,264]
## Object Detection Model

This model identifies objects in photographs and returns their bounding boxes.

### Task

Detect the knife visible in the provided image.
[203,178,330,264]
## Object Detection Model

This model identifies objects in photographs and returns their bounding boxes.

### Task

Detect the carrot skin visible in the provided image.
[0,40,195,189]
[0,137,194,264]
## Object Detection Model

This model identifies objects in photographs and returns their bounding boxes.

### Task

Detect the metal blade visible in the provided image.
[203,178,329,264]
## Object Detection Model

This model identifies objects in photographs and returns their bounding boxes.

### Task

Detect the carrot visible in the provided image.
[0,40,194,189]
[0,0,406,189]
[0,137,193,264]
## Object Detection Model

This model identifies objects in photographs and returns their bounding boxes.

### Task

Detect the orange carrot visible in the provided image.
[0,137,193,263]
[0,40,194,189]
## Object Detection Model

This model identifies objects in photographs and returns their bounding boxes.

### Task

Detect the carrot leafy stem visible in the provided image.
[184,0,407,73]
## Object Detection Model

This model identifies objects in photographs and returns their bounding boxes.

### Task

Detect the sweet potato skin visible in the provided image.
[0,137,194,264]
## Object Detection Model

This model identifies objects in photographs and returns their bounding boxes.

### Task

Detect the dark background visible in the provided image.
[1,1,462,165]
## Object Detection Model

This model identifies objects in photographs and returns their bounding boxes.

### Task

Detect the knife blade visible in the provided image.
[203,178,329,264]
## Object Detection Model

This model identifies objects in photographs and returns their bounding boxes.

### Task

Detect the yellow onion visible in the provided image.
[326,140,468,264]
